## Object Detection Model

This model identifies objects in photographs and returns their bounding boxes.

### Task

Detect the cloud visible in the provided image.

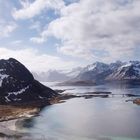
[0,47,77,72]
[0,21,17,37]
[31,0,140,62]
[12,0,65,20]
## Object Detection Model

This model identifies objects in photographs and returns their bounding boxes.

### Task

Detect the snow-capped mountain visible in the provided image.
[75,62,111,83]
[83,62,110,72]
[106,61,140,80]
[32,60,140,86]
[0,58,57,104]
[65,61,140,85]
[109,61,125,71]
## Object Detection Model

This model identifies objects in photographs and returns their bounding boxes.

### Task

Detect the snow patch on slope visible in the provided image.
[5,85,30,102]
[8,86,30,96]
[84,62,110,73]
[0,74,9,87]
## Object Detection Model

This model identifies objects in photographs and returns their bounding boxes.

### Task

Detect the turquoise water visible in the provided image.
[17,83,140,140]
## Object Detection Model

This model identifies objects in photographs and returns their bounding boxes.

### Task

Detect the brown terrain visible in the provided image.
[133,98,140,105]
[0,105,39,122]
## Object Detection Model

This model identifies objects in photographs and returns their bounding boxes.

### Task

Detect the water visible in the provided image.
[16,83,140,140]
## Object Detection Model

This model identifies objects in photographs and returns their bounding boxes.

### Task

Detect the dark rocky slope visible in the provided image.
[0,58,57,105]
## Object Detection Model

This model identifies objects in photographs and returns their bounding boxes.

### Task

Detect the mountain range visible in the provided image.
[68,60,140,85]
[0,58,140,105]
[34,60,140,85]
[32,67,83,82]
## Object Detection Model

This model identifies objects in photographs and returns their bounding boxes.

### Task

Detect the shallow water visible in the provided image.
[12,83,140,139]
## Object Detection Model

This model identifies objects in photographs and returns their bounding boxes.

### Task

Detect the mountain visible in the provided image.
[32,67,84,82]
[106,61,140,81]
[0,58,57,104]
[33,70,70,82]
[109,61,125,71]
[66,67,83,78]
[63,61,140,85]
[75,62,111,83]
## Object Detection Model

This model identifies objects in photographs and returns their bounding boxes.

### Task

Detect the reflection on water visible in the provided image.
[44,82,140,95]
[15,84,140,139]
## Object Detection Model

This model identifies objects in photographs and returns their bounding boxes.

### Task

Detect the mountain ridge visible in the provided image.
[59,60,140,85]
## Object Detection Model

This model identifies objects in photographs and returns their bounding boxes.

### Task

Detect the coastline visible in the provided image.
[0,92,140,139]
[1,93,140,122]
[0,105,40,139]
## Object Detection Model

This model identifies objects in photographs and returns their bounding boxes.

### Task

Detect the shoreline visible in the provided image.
[0,93,140,139]
[0,106,39,139]
[0,92,140,122]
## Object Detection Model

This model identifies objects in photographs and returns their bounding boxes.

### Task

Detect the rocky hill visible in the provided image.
[0,58,57,104]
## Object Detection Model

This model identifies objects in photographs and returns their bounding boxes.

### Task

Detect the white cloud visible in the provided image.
[0,47,77,72]
[31,0,140,62]
[12,0,65,20]
[0,21,17,37]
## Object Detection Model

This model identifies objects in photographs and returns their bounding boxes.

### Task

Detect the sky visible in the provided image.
[0,0,140,72]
